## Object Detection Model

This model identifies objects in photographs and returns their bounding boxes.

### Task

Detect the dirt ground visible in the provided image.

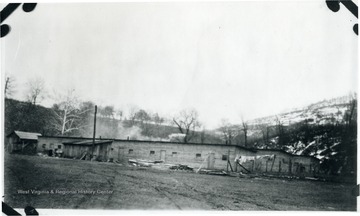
[4,154,357,211]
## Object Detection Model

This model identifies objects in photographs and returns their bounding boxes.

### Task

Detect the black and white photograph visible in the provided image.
[1,0,358,214]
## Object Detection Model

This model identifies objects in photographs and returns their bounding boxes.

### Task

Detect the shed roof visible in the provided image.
[8,131,42,140]
[63,140,113,146]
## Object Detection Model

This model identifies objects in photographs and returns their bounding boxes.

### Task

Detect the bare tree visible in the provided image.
[344,92,357,127]
[135,109,151,123]
[200,128,206,144]
[153,112,164,137]
[262,126,270,148]
[25,77,45,105]
[339,92,357,174]
[127,105,139,127]
[172,108,201,143]
[135,109,152,136]
[100,105,115,118]
[256,123,270,148]
[4,75,15,98]
[153,113,164,126]
[219,119,237,145]
[275,116,286,149]
[116,109,123,120]
[51,89,93,135]
[241,118,249,147]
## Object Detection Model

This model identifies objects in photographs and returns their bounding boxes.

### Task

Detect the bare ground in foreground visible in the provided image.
[4,154,357,211]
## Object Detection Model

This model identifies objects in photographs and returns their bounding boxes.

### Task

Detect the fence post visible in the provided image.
[227,150,230,172]
[279,161,282,173]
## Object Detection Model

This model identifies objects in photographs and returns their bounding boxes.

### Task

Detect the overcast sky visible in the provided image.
[1,1,358,129]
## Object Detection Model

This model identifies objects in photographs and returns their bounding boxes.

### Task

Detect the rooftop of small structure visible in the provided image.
[7,131,42,140]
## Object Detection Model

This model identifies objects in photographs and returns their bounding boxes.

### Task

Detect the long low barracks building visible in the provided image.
[34,134,320,177]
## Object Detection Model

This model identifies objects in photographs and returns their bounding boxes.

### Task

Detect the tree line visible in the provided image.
[4,76,209,143]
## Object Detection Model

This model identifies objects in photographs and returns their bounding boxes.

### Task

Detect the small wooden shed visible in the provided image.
[62,140,113,161]
[6,130,42,153]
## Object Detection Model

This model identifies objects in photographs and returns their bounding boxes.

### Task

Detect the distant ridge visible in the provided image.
[247,93,356,126]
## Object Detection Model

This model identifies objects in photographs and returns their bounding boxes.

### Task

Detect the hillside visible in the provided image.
[234,94,357,175]
[3,98,222,144]
[248,94,355,126]
[4,99,58,137]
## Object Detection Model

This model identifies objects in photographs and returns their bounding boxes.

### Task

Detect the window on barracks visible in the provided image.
[150,151,155,155]
[42,144,46,148]
[222,155,228,161]
[172,152,177,156]
[58,145,62,149]
[128,149,133,154]
[196,153,201,158]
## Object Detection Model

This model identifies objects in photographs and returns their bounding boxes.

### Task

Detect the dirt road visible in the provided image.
[4,154,357,210]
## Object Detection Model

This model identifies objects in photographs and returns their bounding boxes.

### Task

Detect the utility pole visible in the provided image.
[92,105,97,158]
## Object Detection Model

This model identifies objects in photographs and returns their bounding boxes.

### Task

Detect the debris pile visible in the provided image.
[169,164,194,171]
[128,159,160,167]
[128,159,194,171]
[37,153,47,157]
[197,169,228,176]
